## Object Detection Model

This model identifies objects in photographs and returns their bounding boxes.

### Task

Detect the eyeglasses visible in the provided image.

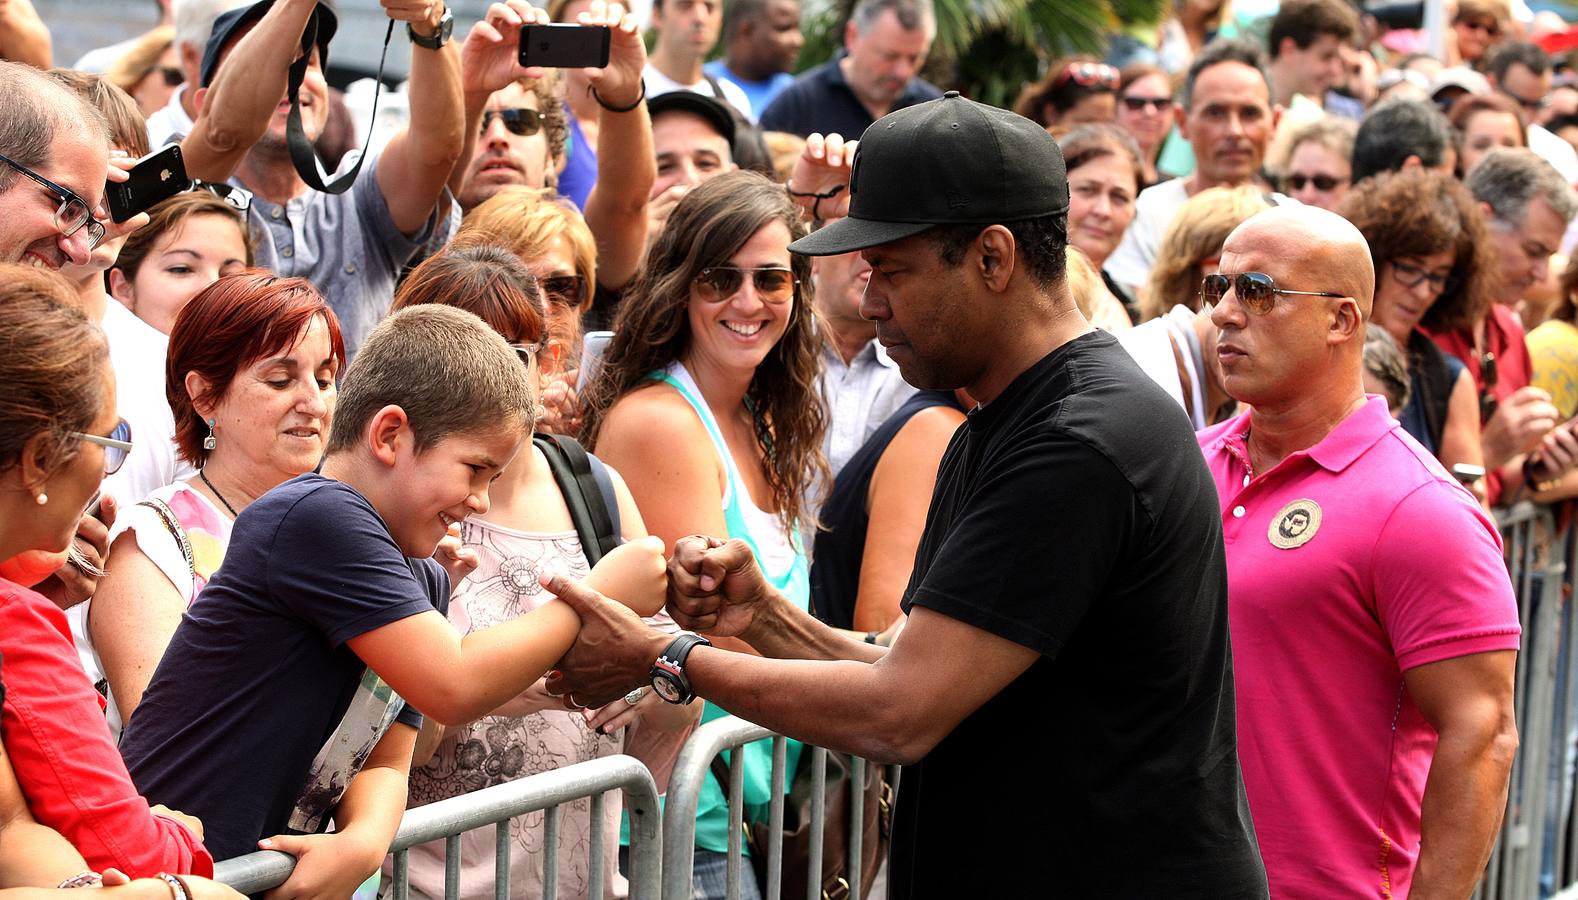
[1120,94,1173,112]
[539,274,586,308]
[1391,260,1458,295]
[1283,172,1348,192]
[481,108,546,137]
[1458,17,1501,36]
[1055,62,1119,90]
[192,179,253,212]
[0,152,105,251]
[510,341,546,366]
[68,419,133,475]
[694,266,798,304]
[1200,272,1348,315]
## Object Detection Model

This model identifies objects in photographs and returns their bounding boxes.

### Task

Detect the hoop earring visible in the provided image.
[203,418,218,451]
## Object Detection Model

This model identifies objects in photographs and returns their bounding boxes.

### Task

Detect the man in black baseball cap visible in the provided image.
[543,91,1269,899]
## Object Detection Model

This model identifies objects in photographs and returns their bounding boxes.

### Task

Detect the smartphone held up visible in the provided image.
[106,145,189,223]
[518,23,610,69]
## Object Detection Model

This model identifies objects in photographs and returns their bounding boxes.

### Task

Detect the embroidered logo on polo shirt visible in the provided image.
[1268,499,1321,549]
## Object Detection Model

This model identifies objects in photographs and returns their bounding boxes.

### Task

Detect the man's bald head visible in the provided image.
[1225,205,1375,317]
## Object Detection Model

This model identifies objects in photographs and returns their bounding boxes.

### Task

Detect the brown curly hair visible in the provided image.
[580,171,827,534]
[1335,167,1494,332]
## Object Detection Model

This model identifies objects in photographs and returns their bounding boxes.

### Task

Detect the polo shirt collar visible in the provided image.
[1208,395,1395,475]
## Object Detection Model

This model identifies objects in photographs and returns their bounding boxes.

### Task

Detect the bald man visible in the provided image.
[1197,206,1520,898]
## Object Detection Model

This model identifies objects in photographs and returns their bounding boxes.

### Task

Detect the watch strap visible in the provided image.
[652,632,711,702]
[408,7,453,50]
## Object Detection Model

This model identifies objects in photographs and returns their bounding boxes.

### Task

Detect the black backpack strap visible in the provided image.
[533,434,619,565]
[586,453,623,546]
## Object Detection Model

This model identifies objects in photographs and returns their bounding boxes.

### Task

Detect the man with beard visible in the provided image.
[449,0,653,290]
[181,0,463,356]
[1106,39,1284,298]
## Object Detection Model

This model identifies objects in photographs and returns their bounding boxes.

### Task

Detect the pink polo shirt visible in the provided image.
[1199,396,1519,899]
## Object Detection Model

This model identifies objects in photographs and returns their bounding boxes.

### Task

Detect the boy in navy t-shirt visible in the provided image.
[121,305,665,896]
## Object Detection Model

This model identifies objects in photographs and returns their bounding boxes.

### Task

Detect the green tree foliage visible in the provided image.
[796,0,1169,109]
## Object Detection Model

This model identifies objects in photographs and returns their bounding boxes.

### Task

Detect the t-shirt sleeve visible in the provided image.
[903,436,1133,657]
[265,485,445,649]
[1374,481,1521,671]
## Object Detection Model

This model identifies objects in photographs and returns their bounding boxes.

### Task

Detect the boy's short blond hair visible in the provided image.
[326,305,533,454]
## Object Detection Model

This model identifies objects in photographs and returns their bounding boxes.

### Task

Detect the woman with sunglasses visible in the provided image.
[87,272,342,739]
[0,265,213,877]
[1273,116,1354,212]
[1452,0,1508,69]
[1013,57,1120,134]
[1337,168,1495,488]
[382,244,694,900]
[453,186,610,435]
[582,171,825,899]
[108,192,253,336]
[104,26,181,118]
[1114,63,1175,187]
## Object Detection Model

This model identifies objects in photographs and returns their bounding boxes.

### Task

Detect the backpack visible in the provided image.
[533,433,621,564]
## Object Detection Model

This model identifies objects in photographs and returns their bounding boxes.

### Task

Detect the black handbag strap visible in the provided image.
[285,14,394,195]
[534,433,620,565]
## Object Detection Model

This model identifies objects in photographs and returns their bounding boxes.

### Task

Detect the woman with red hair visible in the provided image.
[86,271,343,737]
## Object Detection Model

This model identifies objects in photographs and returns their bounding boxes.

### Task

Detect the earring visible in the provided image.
[203,418,217,451]
[35,492,47,505]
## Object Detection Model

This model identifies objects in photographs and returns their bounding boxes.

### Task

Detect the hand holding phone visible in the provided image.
[518,23,611,69]
[106,145,189,223]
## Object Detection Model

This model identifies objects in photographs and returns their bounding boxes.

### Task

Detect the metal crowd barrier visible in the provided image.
[214,753,662,900]
[1477,503,1578,900]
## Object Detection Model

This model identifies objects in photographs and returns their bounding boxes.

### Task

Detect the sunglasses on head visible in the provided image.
[1055,62,1119,90]
[1283,173,1348,192]
[1200,272,1347,315]
[1120,94,1172,112]
[694,266,798,304]
[481,107,545,137]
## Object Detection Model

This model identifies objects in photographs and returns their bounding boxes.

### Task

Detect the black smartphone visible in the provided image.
[518,24,611,69]
[107,144,189,223]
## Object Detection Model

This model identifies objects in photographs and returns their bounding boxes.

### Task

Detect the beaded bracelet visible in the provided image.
[56,872,102,889]
[156,873,190,900]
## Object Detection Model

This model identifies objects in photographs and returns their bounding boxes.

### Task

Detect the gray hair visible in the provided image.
[173,0,252,54]
[1274,115,1357,173]
[850,0,934,38]
[1466,147,1578,227]
[0,62,108,194]
[1181,38,1275,112]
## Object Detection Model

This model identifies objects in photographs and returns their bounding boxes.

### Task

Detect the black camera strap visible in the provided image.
[285,12,395,195]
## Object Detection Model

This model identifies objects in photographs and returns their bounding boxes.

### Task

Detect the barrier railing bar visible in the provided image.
[542,804,559,900]
[765,736,785,900]
[589,791,606,900]
[661,717,774,900]
[214,754,661,900]
[726,746,747,898]
[444,833,461,900]
[848,755,865,900]
[808,747,826,900]
[494,818,510,900]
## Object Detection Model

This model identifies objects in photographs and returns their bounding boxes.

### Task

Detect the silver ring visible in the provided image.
[624,687,646,706]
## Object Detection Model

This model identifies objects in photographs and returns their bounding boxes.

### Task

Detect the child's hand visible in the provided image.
[435,522,479,592]
[583,535,667,616]
[259,832,380,900]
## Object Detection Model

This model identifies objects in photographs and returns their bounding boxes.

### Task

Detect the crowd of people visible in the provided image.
[3,0,1578,896]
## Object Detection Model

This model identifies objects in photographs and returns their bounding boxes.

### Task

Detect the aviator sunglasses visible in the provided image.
[1283,173,1348,193]
[694,266,799,304]
[480,107,546,137]
[1200,272,1347,315]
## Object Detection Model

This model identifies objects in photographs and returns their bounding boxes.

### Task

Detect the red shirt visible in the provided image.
[0,578,213,876]
[1427,304,1532,504]
[1199,398,1520,898]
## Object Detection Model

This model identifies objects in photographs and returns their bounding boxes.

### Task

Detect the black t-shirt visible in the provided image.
[889,331,1266,898]
[121,474,449,862]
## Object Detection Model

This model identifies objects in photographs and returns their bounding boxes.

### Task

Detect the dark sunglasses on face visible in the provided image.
[69,419,133,475]
[1200,272,1347,315]
[1391,260,1458,295]
[481,107,545,137]
[694,266,798,304]
[540,274,586,307]
[155,66,185,87]
[1120,94,1173,112]
[1055,62,1119,90]
[1284,173,1348,192]
[1459,17,1501,36]
[0,151,105,250]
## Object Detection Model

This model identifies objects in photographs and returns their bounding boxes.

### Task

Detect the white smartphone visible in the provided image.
[577,331,614,394]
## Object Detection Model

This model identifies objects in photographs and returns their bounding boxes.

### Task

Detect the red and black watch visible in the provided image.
[650,632,712,704]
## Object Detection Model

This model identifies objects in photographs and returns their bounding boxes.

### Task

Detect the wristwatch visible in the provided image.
[650,632,711,704]
[408,5,453,50]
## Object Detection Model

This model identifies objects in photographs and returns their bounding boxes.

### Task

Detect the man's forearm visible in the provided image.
[582,99,654,288]
[739,591,885,664]
[183,0,318,180]
[402,37,465,175]
[1410,724,1518,897]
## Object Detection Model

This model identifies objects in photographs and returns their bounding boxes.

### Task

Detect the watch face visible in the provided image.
[653,674,684,703]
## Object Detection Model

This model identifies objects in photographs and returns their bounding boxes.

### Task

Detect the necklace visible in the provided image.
[199,470,240,518]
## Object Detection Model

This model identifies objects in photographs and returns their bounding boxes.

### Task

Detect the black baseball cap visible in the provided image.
[201,0,339,88]
[647,91,738,155]
[789,91,1070,257]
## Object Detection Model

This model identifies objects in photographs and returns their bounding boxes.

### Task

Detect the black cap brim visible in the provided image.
[788,216,934,256]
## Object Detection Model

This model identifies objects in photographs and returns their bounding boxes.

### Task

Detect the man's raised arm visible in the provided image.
[375,0,465,234]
